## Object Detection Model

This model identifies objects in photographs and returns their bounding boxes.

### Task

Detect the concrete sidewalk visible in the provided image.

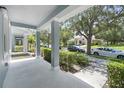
[73,57,108,88]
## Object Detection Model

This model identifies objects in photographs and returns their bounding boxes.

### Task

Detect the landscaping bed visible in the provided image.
[41,47,89,73]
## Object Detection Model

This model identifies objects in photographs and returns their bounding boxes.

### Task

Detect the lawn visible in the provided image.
[92,45,124,51]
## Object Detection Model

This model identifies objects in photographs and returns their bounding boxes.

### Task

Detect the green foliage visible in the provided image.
[92,39,103,45]
[95,28,124,45]
[60,51,77,65]
[30,47,35,52]
[27,34,35,52]
[41,48,89,72]
[27,34,35,44]
[42,48,51,63]
[60,28,74,47]
[67,39,75,46]
[15,46,23,52]
[107,62,124,88]
[40,30,51,47]
[76,53,89,66]
[64,5,124,54]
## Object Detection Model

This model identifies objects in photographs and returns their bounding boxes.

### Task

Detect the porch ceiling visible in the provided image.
[1,5,91,29]
[2,5,68,28]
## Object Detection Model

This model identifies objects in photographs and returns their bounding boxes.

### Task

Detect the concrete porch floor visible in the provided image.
[3,57,93,88]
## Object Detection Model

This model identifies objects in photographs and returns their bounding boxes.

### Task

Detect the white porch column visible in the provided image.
[23,35,28,53]
[12,34,15,52]
[51,20,60,69]
[36,31,41,57]
[0,10,4,63]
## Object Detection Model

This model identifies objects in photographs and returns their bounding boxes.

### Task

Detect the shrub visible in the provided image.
[107,62,124,88]
[42,48,51,63]
[76,53,89,66]
[41,48,89,73]
[59,51,78,72]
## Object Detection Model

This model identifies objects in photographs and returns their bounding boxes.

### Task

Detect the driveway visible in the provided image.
[73,56,108,88]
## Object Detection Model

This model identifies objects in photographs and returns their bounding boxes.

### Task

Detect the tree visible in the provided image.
[60,27,74,47]
[95,26,124,45]
[67,5,124,55]
[40,30,51,47]
[27,34,35,51]
[67,6,104,54]
[95,6,124,45]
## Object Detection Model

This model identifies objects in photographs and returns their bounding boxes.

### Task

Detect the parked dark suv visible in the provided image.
[67,45,85,53]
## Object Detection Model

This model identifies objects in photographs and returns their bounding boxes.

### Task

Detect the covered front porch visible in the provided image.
[3,57,92,88]
[0,5,92,88]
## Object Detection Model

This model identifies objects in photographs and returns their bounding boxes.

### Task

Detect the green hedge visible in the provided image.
[42,48,51,63]
[41,47,89,72]
[107,62,124,88]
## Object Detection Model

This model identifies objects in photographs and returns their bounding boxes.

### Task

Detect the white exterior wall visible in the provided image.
[0,8,11,87]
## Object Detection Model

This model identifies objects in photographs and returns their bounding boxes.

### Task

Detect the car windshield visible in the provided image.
[75,46,80,48]
[104,48,121,52]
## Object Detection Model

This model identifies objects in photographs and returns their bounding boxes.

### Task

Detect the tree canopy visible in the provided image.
[62,5,124,54]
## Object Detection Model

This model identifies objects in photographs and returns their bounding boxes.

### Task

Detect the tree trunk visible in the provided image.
[87,35,92,55]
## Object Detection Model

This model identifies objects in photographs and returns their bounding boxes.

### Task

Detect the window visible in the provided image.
[103,48,113,52]
[98,48,103,50]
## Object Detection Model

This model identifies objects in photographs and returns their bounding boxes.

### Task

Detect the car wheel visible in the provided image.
[93,52,99,56]
[77,50,80,52]
[117,55,124,59]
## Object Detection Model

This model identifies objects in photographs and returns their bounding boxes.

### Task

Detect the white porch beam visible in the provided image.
[38,5,69,28]
[35,31,41,57]
[11,22,37,29]
[51,20,60,69]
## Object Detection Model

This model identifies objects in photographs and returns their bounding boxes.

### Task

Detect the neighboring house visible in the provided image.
[74,35,87,45]
[74,31,96,45]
